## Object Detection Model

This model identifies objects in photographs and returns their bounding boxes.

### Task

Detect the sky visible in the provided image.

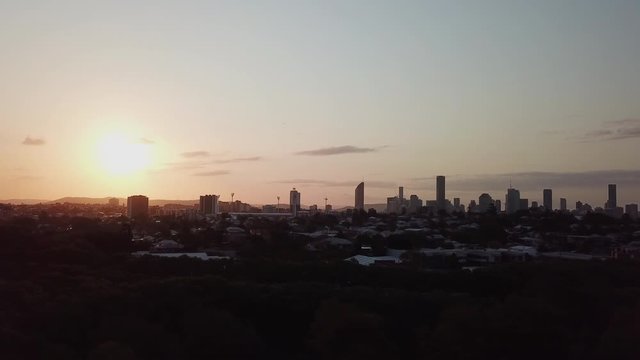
[1,0,639,208]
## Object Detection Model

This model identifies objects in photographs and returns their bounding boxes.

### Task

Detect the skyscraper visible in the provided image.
[436,176,446,210]
[290,188,301,216]
[560,198,567,211]
[478,193,493,212]
[543,189,552,210]
[199,194,219,215]
[505,188,520,214]
[127,195,149,220]
[398,186,404,201]
[355,182,365,210]
[608,184,617,209]
[494,199,502,212]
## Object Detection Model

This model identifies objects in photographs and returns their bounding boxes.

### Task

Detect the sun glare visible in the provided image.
[97,134,151,175]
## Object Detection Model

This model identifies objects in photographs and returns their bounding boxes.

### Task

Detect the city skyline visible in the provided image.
[2,1,640,206]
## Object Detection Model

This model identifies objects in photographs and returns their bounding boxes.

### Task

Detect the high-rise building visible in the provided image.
[355,182,365,210]
[325,204,333,212]
[453,197,461,208]
[519,198,529,210]
[436,176,446,210]
[494,199,502,212]
[199,194,219,215]
[398,186,404,201]
[478,193,493,212]
[505,188,521,214]
[408,194,423,213]
[560,198,567,211]
[290,188,301,216]
[607,184,617,209]
[127,195,149,220]
[625,204,639,219]
[531,201,539,209]
[543,189,552,210]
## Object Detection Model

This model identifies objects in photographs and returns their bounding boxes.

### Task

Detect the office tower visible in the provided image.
[531,201,539,209]
[108,198,119,207]
[199,194,219,215]
[519,199,529,210]
[436,176,446,210]
[399,186,404,201]
[387,196,400,214]
[355,182,365,210]
[505,188,521,214]
[453,197,461,208]
[543,189,552,210]
[478,193,493,212]
[325,204,332,212]
[468,200,477,213]
[625,204,639,219]
[494,199,502,212]
[608,184,617,209]
[560,198,567,211]
[409,194,423,213]
[127,195,149,219]
[290,188,301,216]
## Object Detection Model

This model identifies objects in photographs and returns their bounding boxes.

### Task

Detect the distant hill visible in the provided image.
[45,197,199,207]
[0,199,50,205]
[47,197,120,205]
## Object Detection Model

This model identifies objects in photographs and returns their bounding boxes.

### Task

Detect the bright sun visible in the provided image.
[97,134,151,175]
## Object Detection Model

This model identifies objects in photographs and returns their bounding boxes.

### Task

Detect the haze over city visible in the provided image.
[2,0,639,206]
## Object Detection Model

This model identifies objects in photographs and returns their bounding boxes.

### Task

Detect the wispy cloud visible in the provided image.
[295,145,381,156]
[580,119,640,141]
[15,175,43,181]
[137,137,155,144]
[164,161,208,170]
[193,170,230,177]
[181,151,210,158]
[272,179,396,188]
[22,136,45,146]
[212,156,263,164]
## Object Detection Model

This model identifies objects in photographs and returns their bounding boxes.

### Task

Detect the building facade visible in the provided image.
[436,176,446,210]
[543,189,552,210]
[355,182,365,210]
[199,194,219,215]
[127,195,149,220]
[290,188,301,216]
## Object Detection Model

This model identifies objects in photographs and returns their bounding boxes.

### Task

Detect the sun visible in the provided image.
[97,134,151,175]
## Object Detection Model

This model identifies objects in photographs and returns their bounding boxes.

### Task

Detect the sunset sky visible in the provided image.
[1,0,639,207]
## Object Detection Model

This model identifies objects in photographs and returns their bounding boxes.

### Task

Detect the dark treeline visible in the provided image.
[1,217,639,359]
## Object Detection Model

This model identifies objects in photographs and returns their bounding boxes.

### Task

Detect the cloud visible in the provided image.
[193,170,230,176]
[580,119,640,141]
[181,151,210,158]
[22,136,45,146]
[164,161,207,170]
[294,145,380,156]
[212,156,263,164]
[137,137,155,144]
[272,179,396,188]
[16,175,43,181]
[407,170,640,192]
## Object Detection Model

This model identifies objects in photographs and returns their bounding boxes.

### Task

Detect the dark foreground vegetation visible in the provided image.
[1,218,639,360]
